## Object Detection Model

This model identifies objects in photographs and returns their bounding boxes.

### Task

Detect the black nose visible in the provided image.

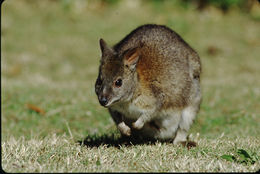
[99,97,108,106]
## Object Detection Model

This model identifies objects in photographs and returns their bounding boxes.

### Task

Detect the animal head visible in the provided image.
[95,38,140,107]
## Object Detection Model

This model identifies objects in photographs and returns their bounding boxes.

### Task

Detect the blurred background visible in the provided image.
[1,0,260,141]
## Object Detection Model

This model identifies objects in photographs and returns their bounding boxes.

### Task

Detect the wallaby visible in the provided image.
[95,24,201,144]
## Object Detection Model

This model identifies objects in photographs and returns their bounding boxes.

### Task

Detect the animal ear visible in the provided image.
[99,38,113,56]
[123,47,140,70]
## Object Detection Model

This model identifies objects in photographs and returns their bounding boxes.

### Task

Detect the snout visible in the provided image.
[98,95,119,107]
[99,96,108,106]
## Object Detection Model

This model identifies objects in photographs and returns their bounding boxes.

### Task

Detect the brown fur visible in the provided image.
[95,24,202,143]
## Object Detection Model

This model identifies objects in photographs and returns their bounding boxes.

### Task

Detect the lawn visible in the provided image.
[1,0,260,172]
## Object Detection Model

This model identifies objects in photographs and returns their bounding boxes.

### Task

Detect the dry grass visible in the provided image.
[2,134,260,172]
[1,0,260,172]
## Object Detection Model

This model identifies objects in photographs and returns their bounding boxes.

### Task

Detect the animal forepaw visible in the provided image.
[118,122,131,136]
[132,119,144,130]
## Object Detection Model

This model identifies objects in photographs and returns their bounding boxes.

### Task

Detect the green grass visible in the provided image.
[1,0,260,172]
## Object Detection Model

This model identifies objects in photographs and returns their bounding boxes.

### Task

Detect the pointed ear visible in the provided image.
[123,47,140,70]
[99,38,107,53]
[99,38,113,56]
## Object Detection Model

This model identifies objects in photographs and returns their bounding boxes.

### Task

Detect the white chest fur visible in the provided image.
[112,100,143,120]
[111,101,183,140]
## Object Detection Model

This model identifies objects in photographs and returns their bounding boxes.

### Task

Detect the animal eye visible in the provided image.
[114,78,122,88]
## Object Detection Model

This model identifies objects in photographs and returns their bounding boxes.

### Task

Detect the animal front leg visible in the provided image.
[108,109,131,136]
[132,112,153,130]
[118,122,131,136]
[132,117,145,129]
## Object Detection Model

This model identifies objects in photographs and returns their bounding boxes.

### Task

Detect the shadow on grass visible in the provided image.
[78,133,160,148]
[78,133,197,149]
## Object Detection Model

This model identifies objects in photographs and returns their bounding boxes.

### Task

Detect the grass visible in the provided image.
[1,0,260,172]
[2,134,259,172]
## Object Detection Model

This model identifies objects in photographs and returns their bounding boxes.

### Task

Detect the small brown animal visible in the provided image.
[95,24,201,144]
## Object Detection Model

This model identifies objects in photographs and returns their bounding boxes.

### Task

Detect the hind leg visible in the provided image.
[173,106,198,144]
[174,79,201,144]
